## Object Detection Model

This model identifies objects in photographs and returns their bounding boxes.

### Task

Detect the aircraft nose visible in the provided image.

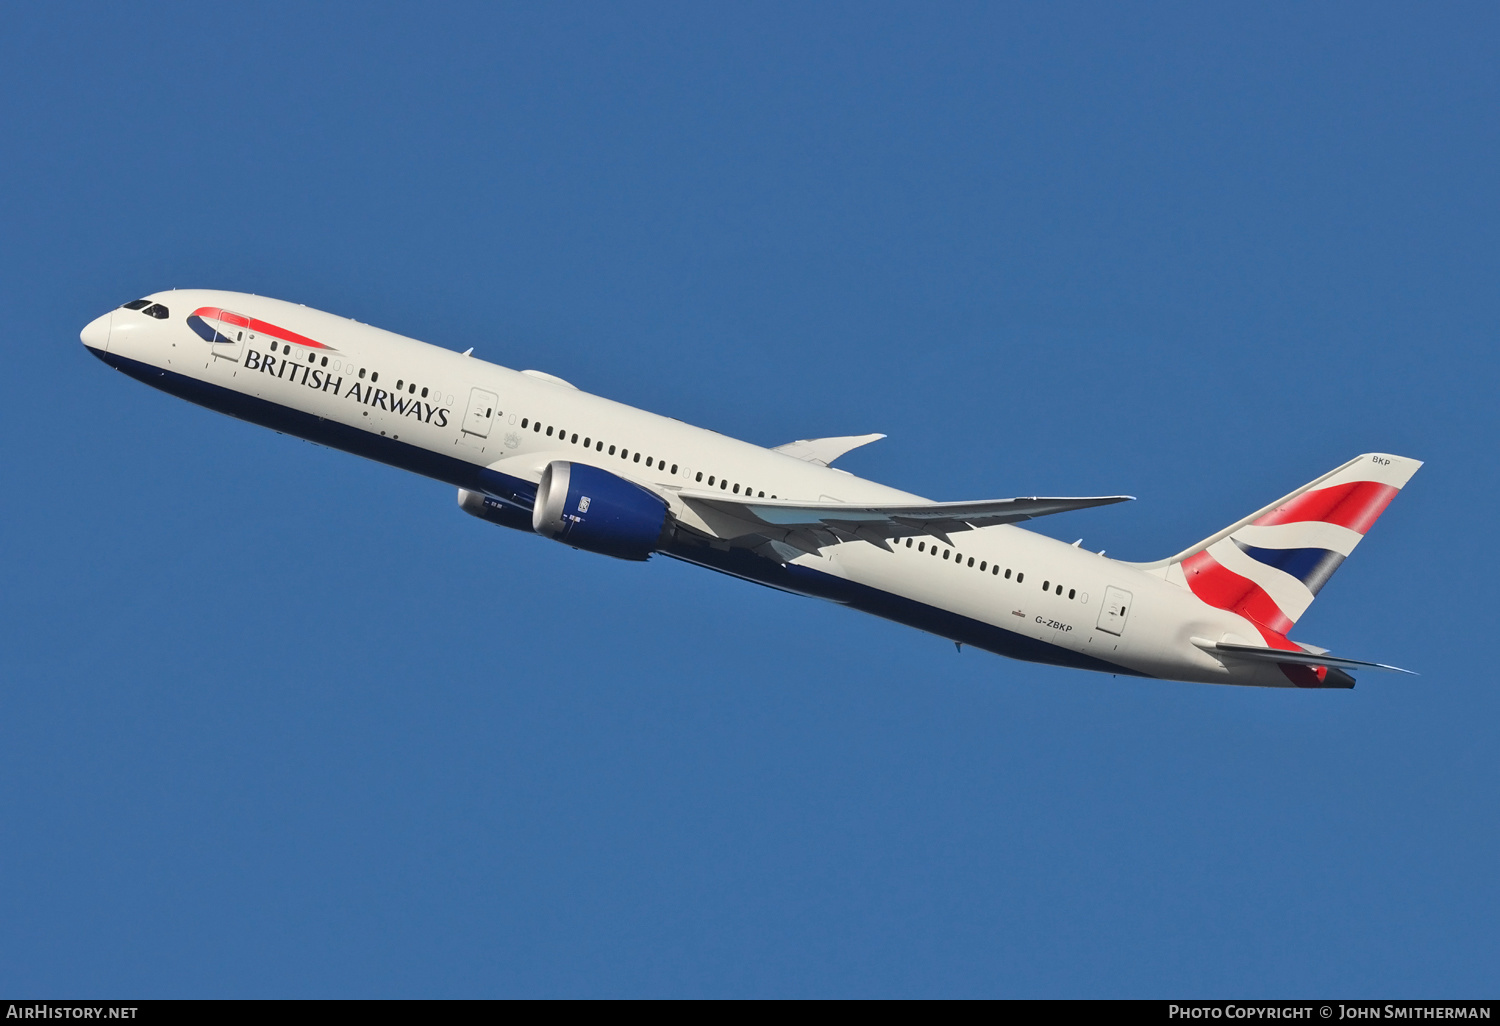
[80,311,113,352]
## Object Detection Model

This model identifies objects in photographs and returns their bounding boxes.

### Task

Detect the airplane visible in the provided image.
[81,290,1421,688]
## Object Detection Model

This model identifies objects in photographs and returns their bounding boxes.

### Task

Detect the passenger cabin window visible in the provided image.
[421,387,429,398]
[359,369,366,379]
[370,372,379,382]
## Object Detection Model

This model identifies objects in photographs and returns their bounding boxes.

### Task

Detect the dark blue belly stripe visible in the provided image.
[661,542,1148,676]
[94,347,540,504]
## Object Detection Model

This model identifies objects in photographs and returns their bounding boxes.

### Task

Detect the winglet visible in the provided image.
[771,433,886,467]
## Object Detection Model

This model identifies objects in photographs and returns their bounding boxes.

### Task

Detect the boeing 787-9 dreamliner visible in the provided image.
[83,291,1420,687]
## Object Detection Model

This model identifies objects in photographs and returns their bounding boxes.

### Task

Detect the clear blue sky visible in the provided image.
[2,1,1495,998]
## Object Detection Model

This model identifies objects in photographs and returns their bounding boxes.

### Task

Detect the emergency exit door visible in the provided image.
[207,310,245,362]
[462,387,499,437]
[1096,586,1132,636]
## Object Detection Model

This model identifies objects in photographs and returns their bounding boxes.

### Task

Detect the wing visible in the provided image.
[675,491,1133,556]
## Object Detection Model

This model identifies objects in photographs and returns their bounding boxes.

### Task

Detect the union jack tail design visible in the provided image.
[1149,454,1421,677]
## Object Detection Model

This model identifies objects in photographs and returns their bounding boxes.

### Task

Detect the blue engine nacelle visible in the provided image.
[531,461,669,561]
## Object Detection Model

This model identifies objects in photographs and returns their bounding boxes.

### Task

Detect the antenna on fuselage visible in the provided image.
[462,347,474,356]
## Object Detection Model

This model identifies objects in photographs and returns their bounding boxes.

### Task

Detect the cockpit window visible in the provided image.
[121,299,151,310]
[142,304,169,319]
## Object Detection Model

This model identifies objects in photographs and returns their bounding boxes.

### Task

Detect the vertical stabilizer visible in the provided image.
[1137,453,1421,635]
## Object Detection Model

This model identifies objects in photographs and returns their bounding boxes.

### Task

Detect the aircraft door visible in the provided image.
[212,312,246,362]
[462,387,499,437]
[1096,586,1132,636]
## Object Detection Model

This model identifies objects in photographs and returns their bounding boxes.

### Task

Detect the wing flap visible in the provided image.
[675,492,1133,546]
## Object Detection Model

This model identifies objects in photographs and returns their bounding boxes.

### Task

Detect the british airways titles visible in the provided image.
[242,346,451,427]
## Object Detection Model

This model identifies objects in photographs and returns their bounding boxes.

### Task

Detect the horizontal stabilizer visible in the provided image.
[1204,641,1415,675]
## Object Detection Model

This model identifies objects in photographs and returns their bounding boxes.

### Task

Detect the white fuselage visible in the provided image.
[84,289,1287,686]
